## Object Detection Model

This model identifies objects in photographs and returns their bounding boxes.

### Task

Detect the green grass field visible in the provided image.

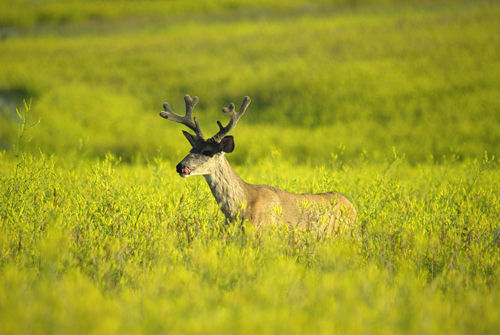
[1,0,499,334]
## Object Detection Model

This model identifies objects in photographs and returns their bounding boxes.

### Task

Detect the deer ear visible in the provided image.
[182,130,197,147]
[220,136,235,153]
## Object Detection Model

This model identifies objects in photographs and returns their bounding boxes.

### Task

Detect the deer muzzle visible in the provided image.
[176,163,191,176]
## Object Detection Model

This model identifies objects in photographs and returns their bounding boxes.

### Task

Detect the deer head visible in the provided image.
[160,95,251,177]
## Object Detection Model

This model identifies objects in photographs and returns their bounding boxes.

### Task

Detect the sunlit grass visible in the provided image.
[1,0,498,163]
[1,152,499,334]
[0,0,499,333]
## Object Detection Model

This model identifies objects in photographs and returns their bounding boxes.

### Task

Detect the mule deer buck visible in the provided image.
[160,95,356,234]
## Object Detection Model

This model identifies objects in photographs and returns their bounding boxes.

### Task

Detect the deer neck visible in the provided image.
[204,156,246,221]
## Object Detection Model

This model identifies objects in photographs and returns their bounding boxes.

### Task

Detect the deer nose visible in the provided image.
[176,163,183,174]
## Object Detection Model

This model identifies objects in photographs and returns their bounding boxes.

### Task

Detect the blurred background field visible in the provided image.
[1,0,498,164]
[1,0,499,334]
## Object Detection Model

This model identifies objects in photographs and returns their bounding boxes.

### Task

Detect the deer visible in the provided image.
[160,95,356,235]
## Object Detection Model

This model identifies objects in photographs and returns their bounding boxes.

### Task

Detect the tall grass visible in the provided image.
[1,152,499,334]
[0,0,499,333]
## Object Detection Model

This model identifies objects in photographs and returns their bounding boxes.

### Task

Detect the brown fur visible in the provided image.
[202,155,356,234]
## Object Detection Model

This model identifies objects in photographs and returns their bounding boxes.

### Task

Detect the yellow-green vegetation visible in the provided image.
[0,0,499,334]
[1,0,498,163]
[1,153,499,334]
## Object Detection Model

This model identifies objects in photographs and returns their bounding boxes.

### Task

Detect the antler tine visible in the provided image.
[211,96,251,142]
[184,94,198,119]
[160,94,204,139]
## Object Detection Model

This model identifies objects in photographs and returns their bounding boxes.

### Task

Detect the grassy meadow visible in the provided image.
[1,0,499,334]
